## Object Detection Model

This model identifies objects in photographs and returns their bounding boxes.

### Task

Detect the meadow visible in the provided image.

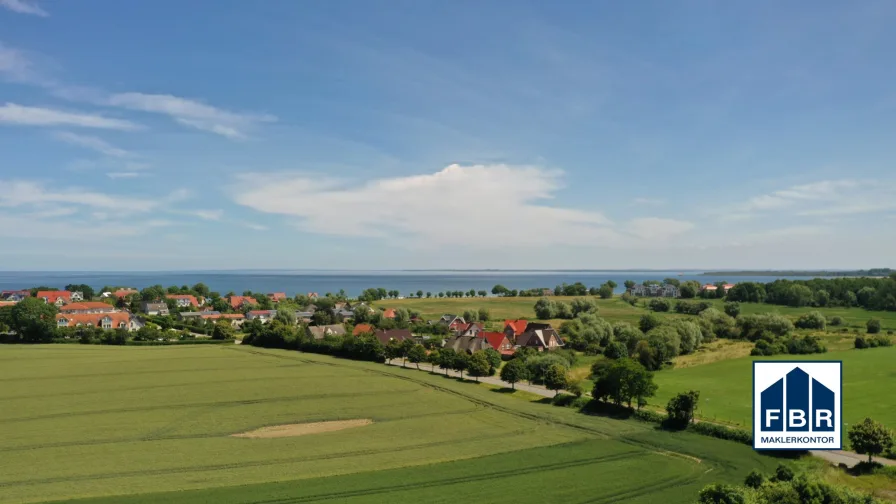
[0,344,784,504]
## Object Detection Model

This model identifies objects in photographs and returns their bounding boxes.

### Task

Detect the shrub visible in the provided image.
[855,337,868,349]
[736,313,793,341]
[723,302,740,318]
[773,464,794,482]
[638,313,662,333]
[688,422,752,445]
[794,311,826,330]
[744,470,765,489]
[675,300,712,315]
[648,298,671,312]
[867,319,881,334]
[830,316,843,326]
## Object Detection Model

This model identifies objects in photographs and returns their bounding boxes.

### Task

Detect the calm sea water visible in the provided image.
[0,270,807,297]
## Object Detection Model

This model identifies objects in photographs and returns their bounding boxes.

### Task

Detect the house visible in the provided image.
[701,284,718,292]
[56,312,135,331]
[141,302,169,316]
[247,310,278,323]
[439,314,465,326]
[296,311,314,323]
[373,328,413,346]
[352,323,374,336]
[453,322,483,337]
[723,283,736,291]
[179,311,218,320]
[267,292,287,302]
[382,308,397,319]
[629,283,679,298]
[503,319,529,341]
[167,294,199,308]
[1,290,30,301]
[37,290,71,306]
[306,324,347,340]
[0,301,17,308]
[307,292,319,299]
[70,291,84,302]
[334,308,354,320]
[202,313,246,327]
[481,331,514,355]
[59,302,116,314]
[112,289,139,299]
[443,335,491,354]
[515,323,563,351]
[228,296,257,310]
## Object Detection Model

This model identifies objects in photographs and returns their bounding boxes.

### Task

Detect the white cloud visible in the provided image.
[55,131,132,158]
[0,43,35,81]
[234,163,690,248]
[0,180,157,212]
[0,0,47,16]
[721,179,896,221]
[106,92,275,138]
[0,103,139,130]
[178,209,224,221]
[238,221,268,231]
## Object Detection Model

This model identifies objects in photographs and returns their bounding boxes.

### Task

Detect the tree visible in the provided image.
[723,302,740,318]
[462,309,478,323]
[598,284,613,299]
[399,338,415,367]
[648,298,671,312]
[500,358,528,390]
[773,464,794,482]
[666,390,700,428]
[848,417,894,464]
[663,278,680,287]
[606,280,618,289]
[624,280,636,290]
[439,348,456,375]
[483,348,501,372]
[679,281,699,299]
[604,341,628,359]
[533,297,555,319]
[544,363,568,396]
[65,283,96,300]
[212,320,235,340]
[141,285,166,302]
[452,351,470,379]
[467,352,491,382]
[416,290,423,298]
[638,313,662,333]
[867,319,882,334]
[795,311,826,330]
[192,283,210,297]
[10,297,57,343]
[697,484,747,504]
[478,307,490,322]
[427,349,441,372]
[477,290,487,298]
[744,470,765,489]
[384,340,402,363]
[591,358,656,409]
[407,344,427,370]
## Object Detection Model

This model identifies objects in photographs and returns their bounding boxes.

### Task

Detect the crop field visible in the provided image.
[1,345,783,504]
[650,346,896,430]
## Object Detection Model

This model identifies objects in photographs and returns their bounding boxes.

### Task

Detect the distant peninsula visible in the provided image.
[700,268,893,277]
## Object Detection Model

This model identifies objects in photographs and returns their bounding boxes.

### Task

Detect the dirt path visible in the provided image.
[385,359,892,469]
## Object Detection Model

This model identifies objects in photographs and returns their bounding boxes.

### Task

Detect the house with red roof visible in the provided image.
[167,294,199,308]
[0,301,16,308]
[37,291,71,306]
[352,323,374,336]
[228,296,257,310]
[55,312,142,331]
[454,322,483,337]
[480,331,514,355]
[268,292,287,302]
[503,319,528,341]
[247,310,277,323]
[382,308,397,319]
[112,289,139,299]
[59,302,116,314]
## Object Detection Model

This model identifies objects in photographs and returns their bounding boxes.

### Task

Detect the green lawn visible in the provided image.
[650,346,896,432]
[1,344,786,504]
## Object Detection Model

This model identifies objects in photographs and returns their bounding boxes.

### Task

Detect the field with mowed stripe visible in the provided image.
[1,345,781,503]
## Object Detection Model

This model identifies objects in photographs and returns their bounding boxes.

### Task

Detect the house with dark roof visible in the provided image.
[453,322,483,337]
[442,335,491,354]
[629,284,679,298]
[373,328,413,345]
[141,302,169,316]
[515,323,563,351]
[1,290,30,301]
[306,324,347,340]
[439,314,464,326]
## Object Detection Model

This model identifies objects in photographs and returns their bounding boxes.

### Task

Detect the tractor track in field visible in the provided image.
[241,450,646,504]
[0,429,532,489]
[228,347,706,467]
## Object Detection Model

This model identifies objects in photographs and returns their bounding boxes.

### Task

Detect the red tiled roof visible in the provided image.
[268,292,287,301]
[37,291,71,304]
[113,289,139,299]
[247,310,275,316]
[0,301,16,307]
[202,313,245,320]
[503,319,528,336]
[352,323,374,336]
[59,302,114,312]
[702,285,718,290]
[481,331,511,351]
[167,294,199,307]
[56,312,130,328]
[228,296,257,309]
[723,284,736,290]
[382,308,396,319]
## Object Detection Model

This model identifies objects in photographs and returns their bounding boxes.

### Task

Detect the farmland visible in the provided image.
[0,344,783,504]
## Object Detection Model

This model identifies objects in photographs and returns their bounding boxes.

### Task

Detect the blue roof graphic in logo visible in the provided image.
[760,367,835,432]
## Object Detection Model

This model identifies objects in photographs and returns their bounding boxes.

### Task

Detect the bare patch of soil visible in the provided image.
[232,419,372,438]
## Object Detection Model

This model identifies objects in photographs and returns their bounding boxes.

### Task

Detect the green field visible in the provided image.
[651,346,896,430]
[0,345,784,504]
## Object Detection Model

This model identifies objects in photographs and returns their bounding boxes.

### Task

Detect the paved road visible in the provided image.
[385,359,894,469]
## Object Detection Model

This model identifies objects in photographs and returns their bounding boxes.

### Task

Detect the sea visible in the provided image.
[0,270,808,297]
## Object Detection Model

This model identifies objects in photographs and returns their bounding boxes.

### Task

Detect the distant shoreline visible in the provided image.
[701,269,892,277]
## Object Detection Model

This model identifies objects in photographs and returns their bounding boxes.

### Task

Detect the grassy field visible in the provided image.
[650,346,896,431]
[0,344,786,504]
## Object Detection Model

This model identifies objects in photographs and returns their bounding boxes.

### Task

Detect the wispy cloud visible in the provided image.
[0,43,36,82]
[106,172,142,179]
[106,92,276,138]
[720,179,896,221]
[0,103,140,130]
[174,209,224,221]
[233,164,690,248]
[631,197,665,206]
[0,179,158,212]
[0,0,47,17]
[54,131,132,158]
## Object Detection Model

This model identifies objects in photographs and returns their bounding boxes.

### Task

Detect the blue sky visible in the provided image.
[1,0,895,270]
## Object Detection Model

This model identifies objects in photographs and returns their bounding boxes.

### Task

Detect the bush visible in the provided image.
[773,464,794,482]
[856,334,893,349]
[648,298,671,312]
[639,313,662,333]
[675,300,712,315]
[794,311,826,330]
[855,336,868,349]
[688,422,752,445]
[723,302,740,318]
[736,313,793,341]
[744,470,765,489]
[830,316,843,326]
[867,319,881,334]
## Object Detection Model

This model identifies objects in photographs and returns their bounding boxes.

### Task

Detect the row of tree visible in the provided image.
[726,275,896,312]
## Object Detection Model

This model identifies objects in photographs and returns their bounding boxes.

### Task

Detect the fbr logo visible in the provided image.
[753,361,842,450]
